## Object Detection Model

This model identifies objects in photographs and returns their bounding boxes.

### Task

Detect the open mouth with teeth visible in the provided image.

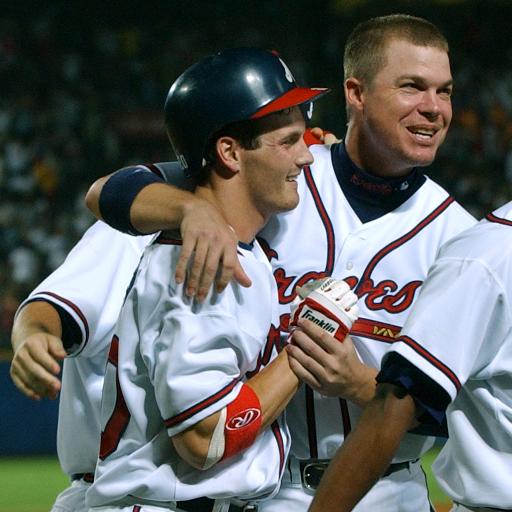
[408,127,437,140]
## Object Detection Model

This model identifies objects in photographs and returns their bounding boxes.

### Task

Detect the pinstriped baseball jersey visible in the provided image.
[382,202,512,508]
[86,235,289,508]
[257,142,476,465]
[18,221,152,476]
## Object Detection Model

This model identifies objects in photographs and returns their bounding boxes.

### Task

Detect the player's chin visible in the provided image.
[408,146,439,167]
[276,190,300,213]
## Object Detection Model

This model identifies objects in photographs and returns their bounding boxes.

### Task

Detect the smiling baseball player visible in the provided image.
[85,48,341,512]
[89,16,477,512]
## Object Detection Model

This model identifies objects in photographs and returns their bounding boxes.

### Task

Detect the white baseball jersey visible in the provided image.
[19,221,152,478]
[86,235,289,508]
[142,146,475,511]
[257,143,475,466]
[382,201,512,509]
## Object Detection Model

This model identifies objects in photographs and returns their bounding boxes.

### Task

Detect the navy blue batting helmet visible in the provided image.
[164,47,329,178]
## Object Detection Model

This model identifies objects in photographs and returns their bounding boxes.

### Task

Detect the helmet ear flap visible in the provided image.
[164,47,330,181]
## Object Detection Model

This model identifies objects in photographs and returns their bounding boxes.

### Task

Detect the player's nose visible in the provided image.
[297,139,314,168]
[418,89,442,120]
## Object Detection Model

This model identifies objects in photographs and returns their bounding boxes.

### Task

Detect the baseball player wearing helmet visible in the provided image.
[88,15,476,512]
[10,48,331,512]
[310,201,512,512]
[85,48,335,512]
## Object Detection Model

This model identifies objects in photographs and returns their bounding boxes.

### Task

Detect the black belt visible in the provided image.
[300,458,418,494]
[177,497,257,512]
[71,472,94,483]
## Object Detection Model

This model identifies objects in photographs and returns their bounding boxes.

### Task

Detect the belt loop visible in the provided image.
[212,499,230,512]
[289,456,303,486]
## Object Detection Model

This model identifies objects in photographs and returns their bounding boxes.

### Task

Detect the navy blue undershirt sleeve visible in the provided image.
[53,302,83,354]
[99,166,164,235]
[378,352,451,437]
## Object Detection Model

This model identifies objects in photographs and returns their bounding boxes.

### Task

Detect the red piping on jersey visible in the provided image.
[486,212,512,226]
[155,235,183,245]
[31,291,90,352]
[107,334,119,366]
[304,166,354,454]
[165,379,240,428]
[356,197,455,294]
[396,335,461,392]
[304,166,336,274]
[350,317,401,343]
[271,420,286,474]
[100,335,132,460]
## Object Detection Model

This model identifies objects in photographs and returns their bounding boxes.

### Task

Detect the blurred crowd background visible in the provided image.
[2,0,512,351]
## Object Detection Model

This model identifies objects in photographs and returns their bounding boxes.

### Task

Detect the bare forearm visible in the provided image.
[10,302,66,400]
[129,183,197,234]
[348,364,379,407]
[246,350,300,429]
[309,385,417,512]
[173,351,299,469]
[11,302,62,352]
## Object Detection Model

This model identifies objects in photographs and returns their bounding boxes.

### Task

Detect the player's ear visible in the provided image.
[345,77,365,113]
[215,136,241,176]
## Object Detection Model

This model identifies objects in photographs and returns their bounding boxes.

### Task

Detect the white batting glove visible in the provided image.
[289,277,359,342]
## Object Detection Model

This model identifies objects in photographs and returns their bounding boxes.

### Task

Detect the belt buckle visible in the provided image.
[229,498,259,511]
[299,459,330,495]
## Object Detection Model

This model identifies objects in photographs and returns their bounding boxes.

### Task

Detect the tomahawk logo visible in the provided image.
[302,310,337,334]
[278,57,295,83]
[226,408,261,430]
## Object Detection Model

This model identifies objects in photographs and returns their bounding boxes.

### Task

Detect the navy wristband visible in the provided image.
[99,167,163,235]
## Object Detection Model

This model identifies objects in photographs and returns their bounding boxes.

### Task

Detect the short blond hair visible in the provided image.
[344,14,449,86]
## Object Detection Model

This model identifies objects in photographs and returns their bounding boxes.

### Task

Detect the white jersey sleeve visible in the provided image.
[88,239,289,507]
[389,256,507,399]
[17,221,152,476]
[384,202,512,507]
[20,221,152,357]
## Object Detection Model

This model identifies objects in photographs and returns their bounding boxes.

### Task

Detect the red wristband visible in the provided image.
[222,384,262,460]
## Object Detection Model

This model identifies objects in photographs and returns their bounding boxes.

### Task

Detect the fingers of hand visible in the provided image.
[178,209,249,299]
[174,236,195,285]
[323,132,340,145]
[295,319,343,353]
[10,353,61,400]
[233,259,252,288]
[184,238,210,298]
[198,244,229,300]
[307,127,340,145]
[9,371,42,400]
[289,325,333,369]
[285,345,322,389]
[288,326,351,396]
[48,337,67,360]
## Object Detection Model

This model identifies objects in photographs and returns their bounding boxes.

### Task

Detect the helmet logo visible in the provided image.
[306,102,314,119]
[278,57,295,83]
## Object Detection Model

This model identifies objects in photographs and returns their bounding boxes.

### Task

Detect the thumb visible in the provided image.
[48,336,67,360]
